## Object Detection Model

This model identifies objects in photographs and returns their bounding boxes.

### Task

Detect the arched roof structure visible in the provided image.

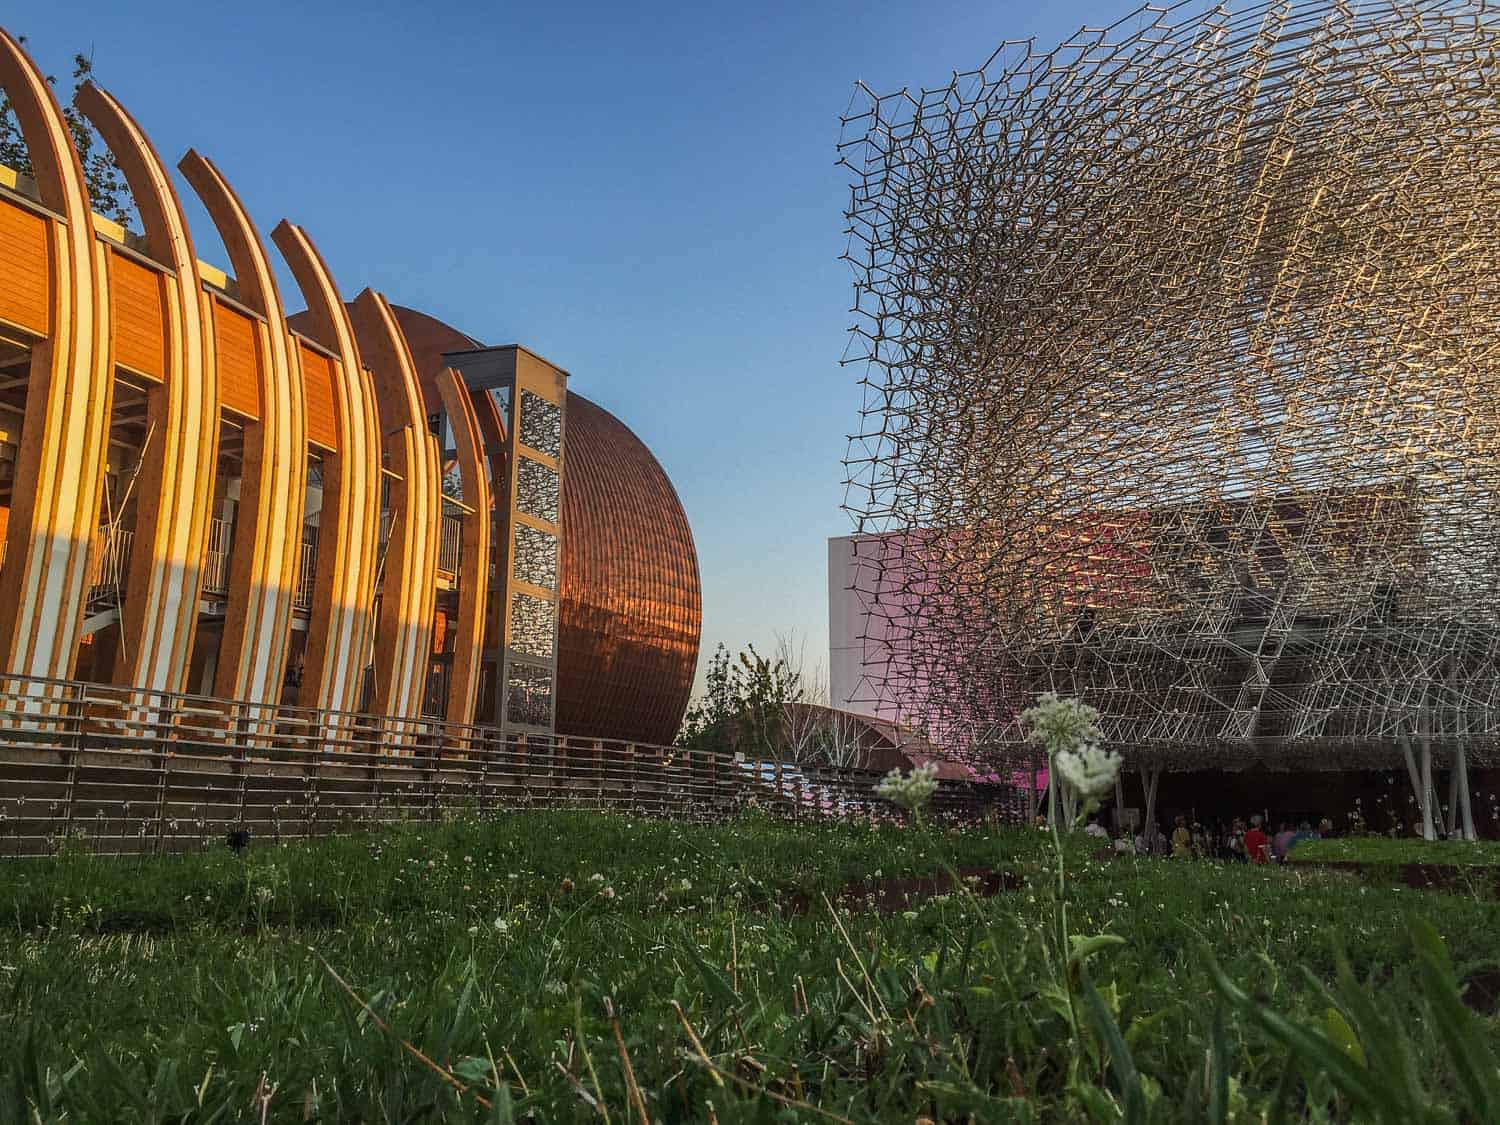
[387,306,702,746]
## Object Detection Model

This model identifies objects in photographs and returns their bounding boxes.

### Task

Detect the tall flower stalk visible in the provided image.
[1020,692,1122,1075]
[874,762,940,826]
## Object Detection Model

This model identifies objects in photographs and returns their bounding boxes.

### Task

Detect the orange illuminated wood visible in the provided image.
[106,251,166,380]
[0,198,49,335]
[78,81,220,699]
[349,289,441,722]
[0,30,113,687]
[180,150,306,708]
[272,221,381,722]
[436,367,491,727]
[298,343,338,451]
[213,301,261,420]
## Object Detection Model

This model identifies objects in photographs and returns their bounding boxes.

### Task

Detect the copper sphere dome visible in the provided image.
[388,305,702,746]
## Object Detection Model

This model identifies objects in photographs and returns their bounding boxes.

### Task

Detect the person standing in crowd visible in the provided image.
[1171,815,1192,858]
[1272,822,1297,863]
[1191,821,1210,859]
[1244,815,1272,864]
[1226,818,1247,862]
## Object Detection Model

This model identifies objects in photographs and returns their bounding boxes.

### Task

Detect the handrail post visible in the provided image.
[151,692,176,854]
[477,727,493,819]
[233,700,250,834]
[60,684,83,844]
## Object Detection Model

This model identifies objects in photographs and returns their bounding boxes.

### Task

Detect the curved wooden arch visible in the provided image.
[271,222,381,719]
[75,82,219,697]
[435,368,491,726]
[348,290,442,722]
[178,151,306,708]
[0,31,113,686]
[470,384,510,673]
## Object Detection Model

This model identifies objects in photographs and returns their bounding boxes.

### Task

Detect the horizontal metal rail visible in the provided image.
[0,670,1024,856]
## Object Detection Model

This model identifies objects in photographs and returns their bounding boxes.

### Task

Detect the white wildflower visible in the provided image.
[874,763,940,815]
[1019,692,1102,755]
[1053,744,1123,799]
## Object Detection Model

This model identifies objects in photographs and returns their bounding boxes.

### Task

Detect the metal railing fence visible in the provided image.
[200,516,235,597]
[87,525,134,603]
[294,525,319,612]
[0,671,1023,856]
[438,511,462,577]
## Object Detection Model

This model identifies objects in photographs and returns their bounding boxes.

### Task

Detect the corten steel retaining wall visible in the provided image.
[0,673,1024,857]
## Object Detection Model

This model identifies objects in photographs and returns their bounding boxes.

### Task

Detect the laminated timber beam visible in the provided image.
[349,290,441,722]
[0,31,113,689]
[179,151,307,708]
[436,367,491,727]
[76,82,219,697]
[272,222,381,719]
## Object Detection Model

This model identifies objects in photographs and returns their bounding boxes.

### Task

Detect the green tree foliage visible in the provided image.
[676,642,803,753]
[0,43,134,225]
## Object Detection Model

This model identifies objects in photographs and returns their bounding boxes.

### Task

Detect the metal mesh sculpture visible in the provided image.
[839,0,1500,777]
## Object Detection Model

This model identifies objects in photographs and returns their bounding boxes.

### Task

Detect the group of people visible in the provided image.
[1084,812,1333,863]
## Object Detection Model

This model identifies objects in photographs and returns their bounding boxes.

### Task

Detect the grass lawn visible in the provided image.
[1289,835,1500,868]
[3,811,1498,1121]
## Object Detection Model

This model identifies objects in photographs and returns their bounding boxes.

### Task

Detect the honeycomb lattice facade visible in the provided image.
[839,0,1500,774]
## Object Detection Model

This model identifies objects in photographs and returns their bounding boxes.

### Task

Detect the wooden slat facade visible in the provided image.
[213,299,261,420]
[0,197,48,335]
[300,343,338,452]
[108,251,166,380]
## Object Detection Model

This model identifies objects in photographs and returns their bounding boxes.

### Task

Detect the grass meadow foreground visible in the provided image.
[2,811,1499,1122]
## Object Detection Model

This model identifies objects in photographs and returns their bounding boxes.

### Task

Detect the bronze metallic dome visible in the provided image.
[389,306,702,746]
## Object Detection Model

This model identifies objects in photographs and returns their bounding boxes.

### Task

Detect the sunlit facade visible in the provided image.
[0,28,700,745]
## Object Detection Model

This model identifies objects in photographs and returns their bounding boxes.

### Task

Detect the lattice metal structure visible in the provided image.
[840,0,1500,774]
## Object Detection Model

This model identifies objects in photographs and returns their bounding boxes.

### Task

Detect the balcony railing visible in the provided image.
[200,516,235,597]
[294,525,319,612]
[87,525,134,604]
[438,512,462,577]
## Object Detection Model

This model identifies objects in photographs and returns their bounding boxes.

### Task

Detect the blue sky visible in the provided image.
[18,0,1097,697]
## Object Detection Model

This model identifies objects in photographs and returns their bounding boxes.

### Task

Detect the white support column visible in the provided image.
[1140,763,1160,842]
[1419,730,1436,841]
[1445,763,1459,838]
[1456,743,1476,842]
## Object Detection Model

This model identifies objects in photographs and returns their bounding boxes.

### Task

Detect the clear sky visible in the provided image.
[17,0,1097,699]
